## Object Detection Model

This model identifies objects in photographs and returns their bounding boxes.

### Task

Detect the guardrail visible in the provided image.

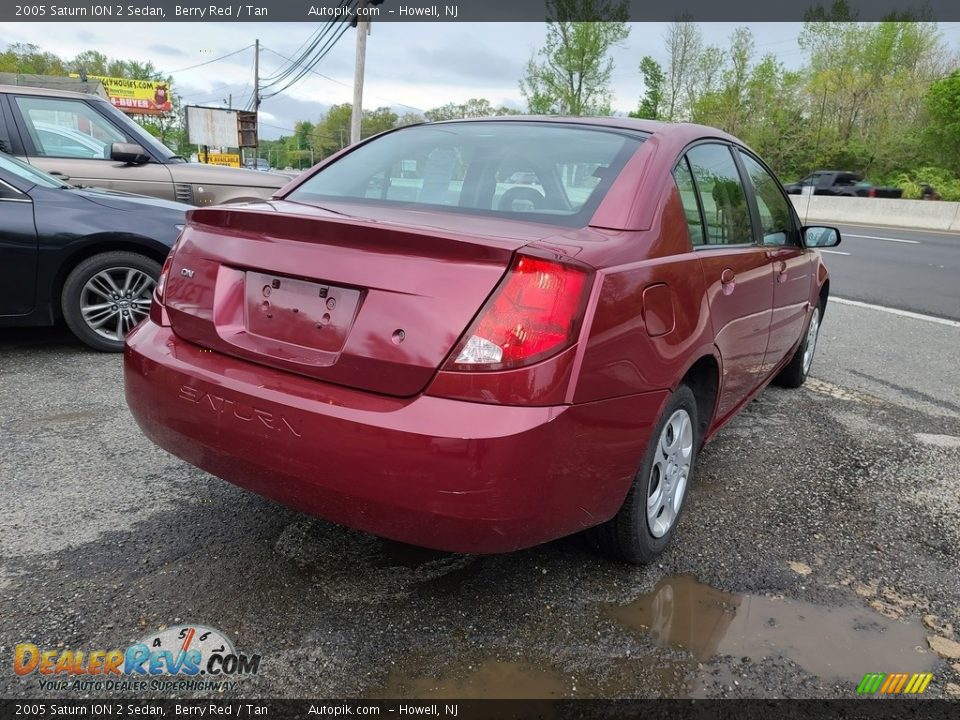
[790,195,960,232]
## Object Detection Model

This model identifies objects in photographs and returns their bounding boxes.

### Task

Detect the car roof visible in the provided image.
[427,115,741,145]
[0,83,108,101]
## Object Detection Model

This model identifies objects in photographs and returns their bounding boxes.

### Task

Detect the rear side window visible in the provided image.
[673,157,705,246]
[685,144,752,245]
[287,122,645,227]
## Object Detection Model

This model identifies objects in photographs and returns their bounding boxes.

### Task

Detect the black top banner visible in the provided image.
[3,0,960,23]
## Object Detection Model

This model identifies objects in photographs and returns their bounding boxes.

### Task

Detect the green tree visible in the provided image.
[924,71,960,173]
[629,56,664,120]
[364,106,399,136]
[0,43,68,75]
[425,98,519,121]
[397,111,426,127]
[519,0,630,115]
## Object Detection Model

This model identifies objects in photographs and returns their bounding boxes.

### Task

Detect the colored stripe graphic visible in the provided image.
[857,672,933,695]
[857,673,886,694]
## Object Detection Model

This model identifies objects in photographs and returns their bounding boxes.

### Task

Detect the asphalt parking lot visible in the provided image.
[2,266,960,699]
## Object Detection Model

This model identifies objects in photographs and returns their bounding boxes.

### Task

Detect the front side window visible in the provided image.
[14,96,125,160]
[685,144,752,245]
[738,151,796,246]
[287,122,645,227]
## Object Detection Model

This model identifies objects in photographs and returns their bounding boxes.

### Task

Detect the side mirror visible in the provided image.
[803,226,841,248]
[110,142,150,165]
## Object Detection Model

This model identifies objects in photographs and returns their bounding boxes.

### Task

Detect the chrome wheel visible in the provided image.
[801,306,821,376]
[80,266,155,342]
[647,409,694,538]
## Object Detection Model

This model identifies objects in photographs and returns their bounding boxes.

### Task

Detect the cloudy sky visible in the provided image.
[3,21,956,138]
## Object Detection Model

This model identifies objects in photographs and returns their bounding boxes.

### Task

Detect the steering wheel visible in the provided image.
[498,186,545,212]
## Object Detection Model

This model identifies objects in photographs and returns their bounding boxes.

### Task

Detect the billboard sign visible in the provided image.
[186,106,239,148]
[71,74,172,115]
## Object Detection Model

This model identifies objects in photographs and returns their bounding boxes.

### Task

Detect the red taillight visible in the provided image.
[149,253,174,326]
[150,228,185,325]
[443,254,590,371]
[155,254,174,304]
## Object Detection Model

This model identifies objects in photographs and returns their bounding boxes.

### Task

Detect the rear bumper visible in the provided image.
[124,321,666,553]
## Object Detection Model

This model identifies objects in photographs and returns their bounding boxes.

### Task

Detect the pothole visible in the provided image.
[603,575,933,683]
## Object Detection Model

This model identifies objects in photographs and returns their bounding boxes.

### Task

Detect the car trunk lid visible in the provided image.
[162,202,541,396]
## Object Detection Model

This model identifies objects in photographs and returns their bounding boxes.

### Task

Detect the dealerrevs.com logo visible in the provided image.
[14,625,261,692]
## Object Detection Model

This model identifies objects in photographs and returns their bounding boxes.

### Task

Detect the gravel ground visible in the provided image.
[1,301,959,700]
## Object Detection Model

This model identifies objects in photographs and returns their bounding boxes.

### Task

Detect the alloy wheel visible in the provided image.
[80,267,155,342]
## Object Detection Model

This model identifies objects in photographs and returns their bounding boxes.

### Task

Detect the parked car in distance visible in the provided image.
[0,84,288,205]
[783,170,903,198]
[0,151,188,351]
[125,118,841,563]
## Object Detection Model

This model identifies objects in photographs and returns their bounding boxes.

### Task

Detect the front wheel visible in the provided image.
[587,385,700,564]
[773,302,822,389]
[61,251,160,352]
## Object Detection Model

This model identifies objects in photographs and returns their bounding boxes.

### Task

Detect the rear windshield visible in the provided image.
[286,122,645,227]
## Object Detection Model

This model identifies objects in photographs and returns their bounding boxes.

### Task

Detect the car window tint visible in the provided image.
[673,156,705,246]
[14,96,124,160]
[738,151,795,246]
[686,144,752,245]
[287,122,645,228]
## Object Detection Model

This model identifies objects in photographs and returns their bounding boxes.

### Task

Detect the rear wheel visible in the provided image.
[588,385,699,564]
[773,301,822,388]
[61,251,160,352]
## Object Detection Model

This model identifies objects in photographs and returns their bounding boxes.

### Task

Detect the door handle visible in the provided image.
[720,268,736,295]
[775,260,787,283]
[49,171,71,181]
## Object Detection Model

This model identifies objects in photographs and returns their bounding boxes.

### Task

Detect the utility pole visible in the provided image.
[350,2,369,145]
[253,39,260,157]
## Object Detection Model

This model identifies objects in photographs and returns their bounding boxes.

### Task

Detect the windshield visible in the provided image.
[0,151,67,188]
[286,122,646,227]
[97,99,182,161]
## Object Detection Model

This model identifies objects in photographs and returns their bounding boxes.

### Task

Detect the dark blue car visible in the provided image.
[0,152,188,351]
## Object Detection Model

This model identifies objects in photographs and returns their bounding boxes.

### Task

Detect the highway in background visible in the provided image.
[817,222,960,321]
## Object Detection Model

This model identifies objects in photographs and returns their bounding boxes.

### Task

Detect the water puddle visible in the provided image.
[376,659,572,699]
[604,574,934,682]
[371,655,690,699]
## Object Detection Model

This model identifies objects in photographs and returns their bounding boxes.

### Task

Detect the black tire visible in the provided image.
[61,251,161,353]
[773,299,824,389]
[587,385,700,564]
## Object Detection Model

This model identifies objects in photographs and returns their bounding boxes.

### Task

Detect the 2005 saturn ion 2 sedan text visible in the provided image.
[125,118,841,563]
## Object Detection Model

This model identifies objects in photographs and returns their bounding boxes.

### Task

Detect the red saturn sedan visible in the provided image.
[125,118,840,563]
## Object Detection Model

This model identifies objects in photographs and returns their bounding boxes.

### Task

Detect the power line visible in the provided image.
[260,2,353,92]
[165,45,254,75]
[260,46,424,112]
[260,23,352,98]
